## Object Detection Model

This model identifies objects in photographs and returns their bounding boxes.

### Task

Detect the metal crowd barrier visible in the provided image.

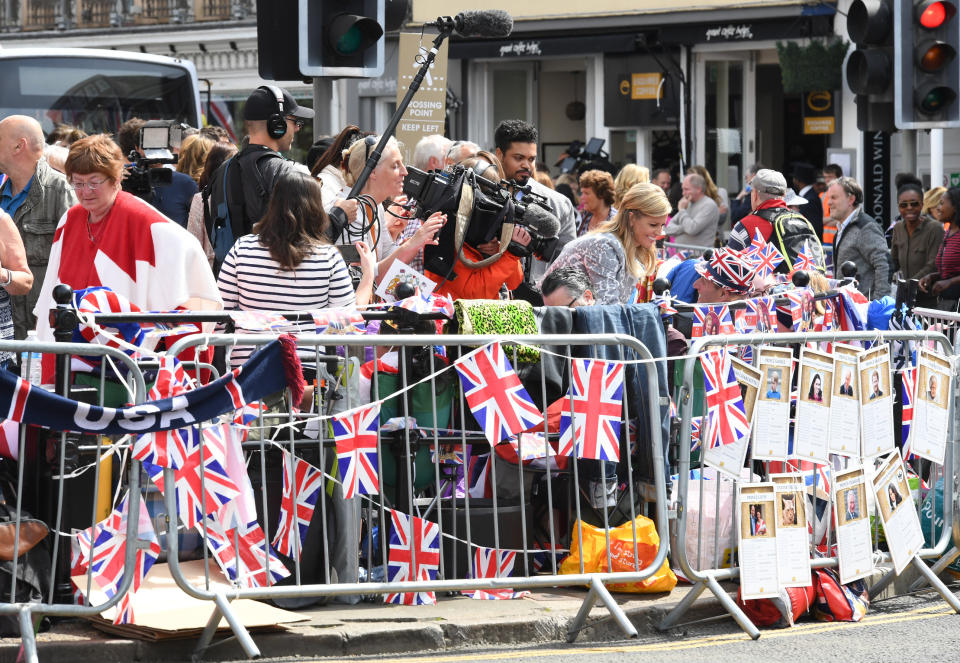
[0,340,148,663]
[152,331,671,660]
[658,330,960,639]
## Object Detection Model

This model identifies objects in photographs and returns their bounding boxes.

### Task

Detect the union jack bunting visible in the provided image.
[901,366,918,457]
[463,547,530,600]
[228,310,289,332]
[71,493,161,625]
[395,292,456,319]
[454,343,544,445]
[386,510,441,605]
[557,359,624,461]
[200,514,289,588]
[691,304,734,338]
[132,356,192,469]
[333,403,381,499]
[700,349,750,448]
[430,442,466,465]
[792,240,818,272]
[271,452,325,559]
[0,419,19,461]
[144,425,240,529]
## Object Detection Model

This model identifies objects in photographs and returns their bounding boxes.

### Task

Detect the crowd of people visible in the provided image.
[0,83,957,367]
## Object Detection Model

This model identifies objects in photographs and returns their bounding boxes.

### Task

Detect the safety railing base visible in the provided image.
[192,593,261,661]
[910,546,960,592]
[656,575,760,640]
[566,577,639,643]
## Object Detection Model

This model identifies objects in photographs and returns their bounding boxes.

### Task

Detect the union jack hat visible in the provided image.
[695,247,757,294]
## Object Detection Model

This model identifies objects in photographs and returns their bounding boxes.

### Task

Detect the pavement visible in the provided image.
[3,564,957,662]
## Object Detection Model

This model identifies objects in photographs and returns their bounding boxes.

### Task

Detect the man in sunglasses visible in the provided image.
[205,86,314,246]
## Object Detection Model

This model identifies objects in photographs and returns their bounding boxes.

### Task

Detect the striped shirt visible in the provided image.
[936,230,960,281]
[217,234,356,365]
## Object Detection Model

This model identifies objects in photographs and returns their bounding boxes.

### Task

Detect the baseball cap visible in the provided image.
[244,86,315,121]
[751,169,787,196]
[695,247,758,294]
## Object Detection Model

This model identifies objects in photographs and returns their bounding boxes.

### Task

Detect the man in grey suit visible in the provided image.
[828,176,890,298]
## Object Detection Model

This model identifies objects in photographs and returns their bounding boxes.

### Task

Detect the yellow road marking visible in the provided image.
[315,604,956,663]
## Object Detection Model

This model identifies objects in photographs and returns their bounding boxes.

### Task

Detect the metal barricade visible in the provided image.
[0,339,148,663]
[158,332,671,660]
[659,330,960,639]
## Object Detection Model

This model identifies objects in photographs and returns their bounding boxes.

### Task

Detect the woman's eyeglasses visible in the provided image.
[70,178,108,192]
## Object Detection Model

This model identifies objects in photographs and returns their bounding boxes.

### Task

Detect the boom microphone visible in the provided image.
[427,10,514,38]
[522,202,560,239]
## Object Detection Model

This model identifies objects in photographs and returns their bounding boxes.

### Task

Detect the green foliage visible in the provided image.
[776,39,848,93]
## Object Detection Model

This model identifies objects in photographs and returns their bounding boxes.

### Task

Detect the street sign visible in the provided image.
[394,33,449,165]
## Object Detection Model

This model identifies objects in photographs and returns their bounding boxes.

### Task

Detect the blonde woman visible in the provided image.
[176,134,216,185]
[688,164,729,225]
[543,183,670,304]
[613,163,650,208]
[924,186,947,224]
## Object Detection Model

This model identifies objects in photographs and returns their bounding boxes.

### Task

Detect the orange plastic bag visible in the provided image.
[559,515,677,593]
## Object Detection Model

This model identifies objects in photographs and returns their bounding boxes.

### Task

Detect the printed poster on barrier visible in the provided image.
[908,348,951,464]
[859,345,895,458]
[771,473,812,587]
[703,358,758,480]
[737,483,779,599]
[829,344,861,456]
[794,348,834,464]
[752,346,793,460]
[833,467,873,584]
[872,452,923,575]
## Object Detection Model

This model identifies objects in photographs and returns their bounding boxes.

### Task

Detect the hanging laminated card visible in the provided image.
[833,466,874,584]
[752,346,793,460]
[737,482,780,599]
[794,347,834,464]
[828,344,861,457]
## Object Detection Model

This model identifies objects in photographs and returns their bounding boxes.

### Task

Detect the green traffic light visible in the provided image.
[329,14,384,57]
[919,85,958,113]
[337,27,364,55]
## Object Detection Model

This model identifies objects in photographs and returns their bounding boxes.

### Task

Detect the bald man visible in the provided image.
[0,115,76,338]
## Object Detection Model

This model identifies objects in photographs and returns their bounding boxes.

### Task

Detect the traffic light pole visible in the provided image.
[931,128,944,186]
[328,24,454,239]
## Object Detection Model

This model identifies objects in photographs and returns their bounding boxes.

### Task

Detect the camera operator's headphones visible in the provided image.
[259,85,288,140]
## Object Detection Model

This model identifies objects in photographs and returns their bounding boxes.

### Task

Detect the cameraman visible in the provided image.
[117,118,197,227]
[425,152,532,300]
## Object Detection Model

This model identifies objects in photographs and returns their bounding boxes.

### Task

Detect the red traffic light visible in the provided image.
[919,1,957,29]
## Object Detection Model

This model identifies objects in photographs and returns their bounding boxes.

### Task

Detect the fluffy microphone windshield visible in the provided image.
[522,202,560,239]
[455,10,514,38]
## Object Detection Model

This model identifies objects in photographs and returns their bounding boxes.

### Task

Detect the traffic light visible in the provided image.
[298,0,385,78]
[257,1,386,80]
[895,0,960,128]
[846,0,896,132]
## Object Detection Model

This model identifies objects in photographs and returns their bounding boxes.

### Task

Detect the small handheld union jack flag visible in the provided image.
[690,416,703,454]
[901,366,917,457]
[272,451,325,559]
[557,358,624,461]
[386,510,441,605]
[700,349,750,449]
[455,343,544,445]
[463,546,530,600]
[792,240,818,272]
[332,403,381,499]
[692,304,733,337]
[747,229,785,278]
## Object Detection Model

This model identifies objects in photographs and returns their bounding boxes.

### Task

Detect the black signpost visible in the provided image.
[863,130,891,225]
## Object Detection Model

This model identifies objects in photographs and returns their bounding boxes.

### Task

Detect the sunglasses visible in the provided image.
[898,200,921,209]
[286,116,305,130]
[364,135,378,162]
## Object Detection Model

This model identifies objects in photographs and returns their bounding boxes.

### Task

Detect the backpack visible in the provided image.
[811,567,869,622]
[202,146,284,273]
[755,206,826,274]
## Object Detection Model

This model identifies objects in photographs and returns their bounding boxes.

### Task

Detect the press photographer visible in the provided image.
[402,158,560,300]
[117,118,196,227]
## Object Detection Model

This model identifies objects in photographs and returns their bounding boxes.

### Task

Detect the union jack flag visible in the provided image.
[200,514,289,588]
[700,349,750,448]
[228,310,289,332]
[464,546,530,600]
[386,510,441,605]
[901,366,918,458]
[557,359,624,461]
[332,403,381,499]
[692,304,733,337]
[455,343,544,445]
[144,426,240,529]
[271,452,325,559]
[132,356,192,469]
[792,240,818,272]
[747,230,784,278]
[690,416,703,454]
[71,493,161,625]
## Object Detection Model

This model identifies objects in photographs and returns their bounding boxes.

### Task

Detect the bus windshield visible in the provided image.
[0,54,199,136]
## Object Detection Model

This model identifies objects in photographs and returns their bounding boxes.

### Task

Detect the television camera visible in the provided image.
[401,164,561,281]
[121,120,184,200]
